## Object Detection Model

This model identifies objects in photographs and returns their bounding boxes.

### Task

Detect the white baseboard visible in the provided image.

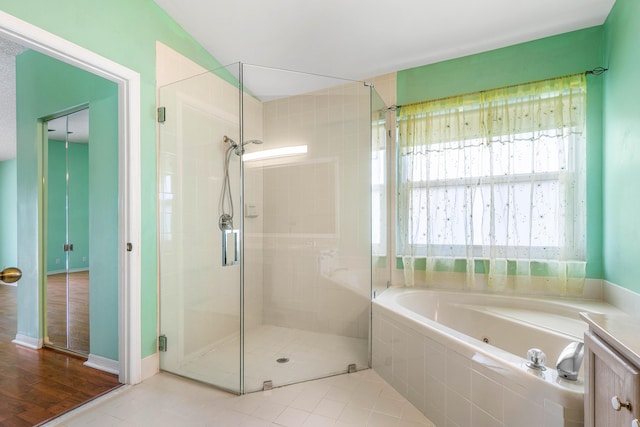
[13,334,43,349]
[84,354,119,375]
[604,280,640,322]
[141,352,159,381]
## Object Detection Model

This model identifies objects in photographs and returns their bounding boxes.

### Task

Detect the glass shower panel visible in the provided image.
[370,91,390,298]
[241,65,373,392]
[158,64,242,393]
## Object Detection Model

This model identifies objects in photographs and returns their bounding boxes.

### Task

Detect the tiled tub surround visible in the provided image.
[372,288,623,426]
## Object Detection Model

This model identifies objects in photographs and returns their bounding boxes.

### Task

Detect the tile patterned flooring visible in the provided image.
[172,325,369,393]
[45,369,436,427]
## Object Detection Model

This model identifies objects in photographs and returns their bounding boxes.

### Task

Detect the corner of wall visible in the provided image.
[603,280,640,322]
[141,352,160,381]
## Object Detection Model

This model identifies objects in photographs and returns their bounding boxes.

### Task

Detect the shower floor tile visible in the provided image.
[44,369,436,427]
[176,325,369,393]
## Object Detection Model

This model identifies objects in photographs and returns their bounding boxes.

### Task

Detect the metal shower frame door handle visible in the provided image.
[222,228,240,266]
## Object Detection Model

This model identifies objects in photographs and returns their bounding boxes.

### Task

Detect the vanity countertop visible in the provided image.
[580,311,640,367]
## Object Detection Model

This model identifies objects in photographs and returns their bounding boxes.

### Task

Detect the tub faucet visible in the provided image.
[556,341,584,381]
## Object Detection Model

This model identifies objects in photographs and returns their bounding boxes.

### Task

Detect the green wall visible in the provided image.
[396,27,605,280]
[46,140,90,273]
[602,0,640,293]
[0,158,17,268]
[17,50,119,360]
[0,0,227,358]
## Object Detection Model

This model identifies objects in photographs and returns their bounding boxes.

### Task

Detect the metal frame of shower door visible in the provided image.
[239,62,246,395]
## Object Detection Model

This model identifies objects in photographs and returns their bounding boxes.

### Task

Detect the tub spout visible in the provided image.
[556,341,584,381]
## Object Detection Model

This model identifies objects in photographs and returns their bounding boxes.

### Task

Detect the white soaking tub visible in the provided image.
[372,288,622,427]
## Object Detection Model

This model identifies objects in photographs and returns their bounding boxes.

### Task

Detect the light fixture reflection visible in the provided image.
[243,145,308,161]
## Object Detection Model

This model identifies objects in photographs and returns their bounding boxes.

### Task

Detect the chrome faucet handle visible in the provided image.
[556,341,584,381]
[526,348,547,370]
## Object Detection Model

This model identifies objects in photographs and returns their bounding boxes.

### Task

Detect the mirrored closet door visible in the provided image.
[44,109,90,355]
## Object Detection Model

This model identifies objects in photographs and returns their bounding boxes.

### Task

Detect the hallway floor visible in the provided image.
[0,284,122,426]
[45,369,435,427]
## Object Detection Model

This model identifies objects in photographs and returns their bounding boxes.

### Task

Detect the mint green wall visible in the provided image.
[397,27,605,279]
[46,140,90,273]
[1,0,227,358]
[602,0,640,293]
[0,158,17,268]
[17,50,119,360]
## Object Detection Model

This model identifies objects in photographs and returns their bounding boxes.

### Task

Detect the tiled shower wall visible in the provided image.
[251,82,373,339]
[158,52,376,362]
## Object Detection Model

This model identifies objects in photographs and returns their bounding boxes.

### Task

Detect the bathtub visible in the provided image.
[372,288,622,427]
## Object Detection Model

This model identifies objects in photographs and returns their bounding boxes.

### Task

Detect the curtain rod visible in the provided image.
[385,67,608,112]
[585,66,608,75]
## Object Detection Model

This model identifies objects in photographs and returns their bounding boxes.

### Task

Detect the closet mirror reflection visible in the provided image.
[44,108,90,355]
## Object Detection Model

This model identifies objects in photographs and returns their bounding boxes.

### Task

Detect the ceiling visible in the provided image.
[0,1,617,161]
[153,0,616,82]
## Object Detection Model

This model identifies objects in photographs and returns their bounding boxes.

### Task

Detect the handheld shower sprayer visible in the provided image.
[219,136,265,232]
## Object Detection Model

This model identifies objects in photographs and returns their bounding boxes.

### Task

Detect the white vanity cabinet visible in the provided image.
[582,313,640,427]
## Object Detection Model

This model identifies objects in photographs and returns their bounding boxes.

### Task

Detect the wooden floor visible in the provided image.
[46,271,90,354]
[0,283,121,426]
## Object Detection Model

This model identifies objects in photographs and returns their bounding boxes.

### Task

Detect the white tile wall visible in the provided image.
[258,81,372,340]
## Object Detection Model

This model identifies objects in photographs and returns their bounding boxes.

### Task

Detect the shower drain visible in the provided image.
[276,357,290,364]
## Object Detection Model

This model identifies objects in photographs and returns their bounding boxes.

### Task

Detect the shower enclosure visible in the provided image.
[158,63,386,394]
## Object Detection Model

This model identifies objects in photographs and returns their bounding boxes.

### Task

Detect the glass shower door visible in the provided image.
[158,65,242,393]
[241,64,374,392]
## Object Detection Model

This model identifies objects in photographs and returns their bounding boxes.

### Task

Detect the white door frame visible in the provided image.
[0,10,142,384]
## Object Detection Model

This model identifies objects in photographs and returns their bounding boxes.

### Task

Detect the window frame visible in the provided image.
[396,108,586,262]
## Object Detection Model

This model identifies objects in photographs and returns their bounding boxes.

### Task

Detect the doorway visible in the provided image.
[0,9,141,383]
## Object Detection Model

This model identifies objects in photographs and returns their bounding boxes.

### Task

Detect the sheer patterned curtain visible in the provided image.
[397,74,587,295]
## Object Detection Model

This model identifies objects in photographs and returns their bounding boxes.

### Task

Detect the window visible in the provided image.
[397,75,586,278]
[371,117,387,256]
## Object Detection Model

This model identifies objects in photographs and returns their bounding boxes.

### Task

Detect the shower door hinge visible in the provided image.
[157,107,166,123]
[159,334,167,352]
